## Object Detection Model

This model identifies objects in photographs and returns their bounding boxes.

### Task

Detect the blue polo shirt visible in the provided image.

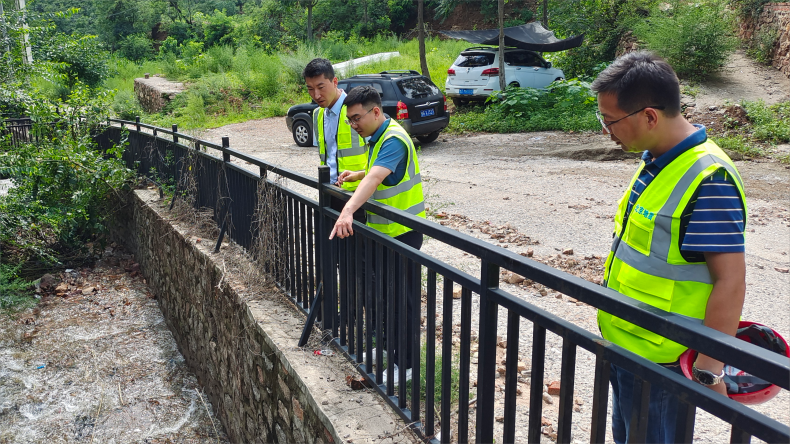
[625,125,745,262]
[368,118,408,187]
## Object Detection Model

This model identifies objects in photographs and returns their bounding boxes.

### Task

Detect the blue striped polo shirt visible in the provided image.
[626,125,745,262]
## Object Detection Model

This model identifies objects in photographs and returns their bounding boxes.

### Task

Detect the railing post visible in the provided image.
[135,116,140,132]
[475,259,500,444]
[214,136,232,253]
[317,165,333,334]
[222,135,231,162]
[172,124,178,143]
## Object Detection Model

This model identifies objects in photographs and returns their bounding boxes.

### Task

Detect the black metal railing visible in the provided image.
[97,117,789,444]
[1,117,85,150]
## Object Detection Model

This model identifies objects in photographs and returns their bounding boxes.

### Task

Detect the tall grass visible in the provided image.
[102,36,470,129]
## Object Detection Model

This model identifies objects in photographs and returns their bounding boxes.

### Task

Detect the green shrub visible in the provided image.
[118,34,154,63]
[0,263,34,313]
[746,26,779,65]
[635,1,736,80]
[205,45,235,73]
[729,0,772,18]
[450,79,600,134]
[743,100,790,143]
[111,90,145,120]
[0,87,133,266]
[712,135,765,158]
[280,43,326,83]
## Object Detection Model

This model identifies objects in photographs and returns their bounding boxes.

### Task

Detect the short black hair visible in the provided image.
[302,58,334,80]
[591,51,681,117]
[344,85,381,109]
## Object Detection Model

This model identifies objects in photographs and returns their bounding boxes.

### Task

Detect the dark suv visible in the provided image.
[286,70,449,147]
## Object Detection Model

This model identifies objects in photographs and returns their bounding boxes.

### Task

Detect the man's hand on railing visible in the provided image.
[336,170,364,186]
[329,166,391,240]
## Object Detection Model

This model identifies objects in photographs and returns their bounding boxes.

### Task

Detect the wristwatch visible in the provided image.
[692,364,725,386]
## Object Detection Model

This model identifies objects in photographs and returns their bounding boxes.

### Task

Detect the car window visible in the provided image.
[505,51,543,67]
[343,82,384,95]
[454,53,495,67]
[396,77,440,99]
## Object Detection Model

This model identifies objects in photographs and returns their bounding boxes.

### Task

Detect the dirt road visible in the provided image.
[195,51,790,442]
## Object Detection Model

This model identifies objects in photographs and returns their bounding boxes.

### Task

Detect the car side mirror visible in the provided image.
[546,62,552,69]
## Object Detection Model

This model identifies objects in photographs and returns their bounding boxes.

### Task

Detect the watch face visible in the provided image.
[696,370,714,385]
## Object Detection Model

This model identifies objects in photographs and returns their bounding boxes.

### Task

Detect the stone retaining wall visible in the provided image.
[740,2,790,78]
[111,190,416,444]
[134,76,186,113]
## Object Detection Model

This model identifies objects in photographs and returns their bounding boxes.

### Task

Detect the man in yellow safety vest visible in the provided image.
[303,58,368,222]
[592,52,747,443]
[330,85,426,385]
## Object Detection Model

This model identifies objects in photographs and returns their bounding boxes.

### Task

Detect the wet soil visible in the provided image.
[0,246,228,444]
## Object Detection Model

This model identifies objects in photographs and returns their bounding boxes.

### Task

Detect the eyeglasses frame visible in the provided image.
[596,105,666,134]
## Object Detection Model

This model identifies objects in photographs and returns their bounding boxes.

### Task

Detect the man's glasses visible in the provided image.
[345,107,374,126]
[596,105,665,134]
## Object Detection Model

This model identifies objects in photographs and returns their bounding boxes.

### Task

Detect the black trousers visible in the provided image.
[379,229,423,369]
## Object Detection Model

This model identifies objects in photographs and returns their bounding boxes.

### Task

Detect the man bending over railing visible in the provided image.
[329,85,426,385]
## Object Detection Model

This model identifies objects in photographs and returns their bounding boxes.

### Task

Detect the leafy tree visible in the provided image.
[95,0,166,49]
[634,1,736,80]
[546,0,656,78]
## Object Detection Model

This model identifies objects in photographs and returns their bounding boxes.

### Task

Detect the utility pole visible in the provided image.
[498,0,506,91]
[15,0,32,64]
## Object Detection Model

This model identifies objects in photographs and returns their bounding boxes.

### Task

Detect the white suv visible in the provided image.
[445,47,565,106]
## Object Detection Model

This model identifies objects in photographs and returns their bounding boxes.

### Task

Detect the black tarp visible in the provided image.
[439,22,583,52]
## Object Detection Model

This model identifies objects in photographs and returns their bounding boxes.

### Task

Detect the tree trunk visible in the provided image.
[307,3,313,41]
[542,0,548,28]
[498,0,506,91]
[418,0,431,80]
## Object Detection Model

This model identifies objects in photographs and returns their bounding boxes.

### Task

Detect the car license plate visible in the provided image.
[459,89,473,95]
[420,108,435,118]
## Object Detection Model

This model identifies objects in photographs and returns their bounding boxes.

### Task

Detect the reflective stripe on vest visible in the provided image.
[365,120,426,238]
[315,105,367,191]
[598,139,747,363]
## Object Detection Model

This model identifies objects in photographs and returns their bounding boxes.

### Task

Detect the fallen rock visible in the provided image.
[82,287,95,295]
[507,273,526,284]
[542,416,552,426]
[496,416,505,422]
[497,340,508,349]
[55,282,69,294]
[539,289,548,297]
[562,248,574,255]
[573,405,582,413]
[548,380,561,395]
[527,248,534,257]
[574,397,584,406]
[345,375,372,390]
[775,267,789,273]
[517,362,528,372]
[497,366,506,375]
[39,274,58,291]
[453,289,462,299]
[542,392,554,404]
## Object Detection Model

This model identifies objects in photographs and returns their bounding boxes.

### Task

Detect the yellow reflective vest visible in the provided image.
[599,139,747,363]
[314,104,368,191]
[365,120,426,238]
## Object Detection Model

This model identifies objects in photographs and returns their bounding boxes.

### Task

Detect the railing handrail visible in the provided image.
[105,117,790,391]
[96,118,789,443]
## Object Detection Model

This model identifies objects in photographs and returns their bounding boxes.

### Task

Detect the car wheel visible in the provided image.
[508,82,520,88]
[292,119,312,147]
[451,98,469,108]
[416,131,441,144]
